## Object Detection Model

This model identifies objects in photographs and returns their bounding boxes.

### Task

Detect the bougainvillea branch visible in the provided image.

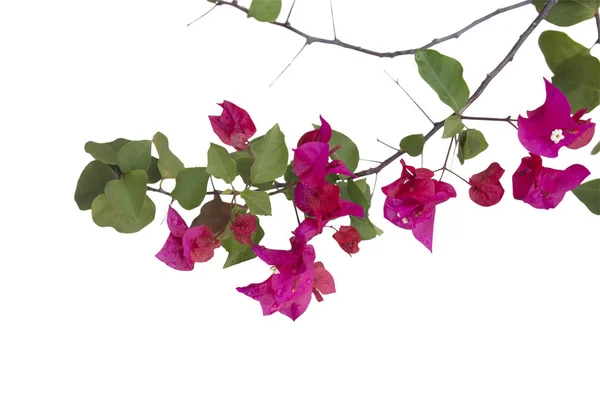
[354,0,558,179]
[75,0,600,321]
[209,0,533,59]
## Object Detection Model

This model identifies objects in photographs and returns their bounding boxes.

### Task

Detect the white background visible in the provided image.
[1,0,599,399]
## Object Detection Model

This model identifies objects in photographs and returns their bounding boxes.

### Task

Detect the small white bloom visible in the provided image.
[550,129,564,144]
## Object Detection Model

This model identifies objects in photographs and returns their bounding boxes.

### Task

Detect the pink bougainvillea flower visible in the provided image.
[294,182,364,233]
[293,142,355,189]
[512,153,590,209]
[155,206,195,271]
[333,226,361,255]
[208,100,257,151]
[312,261,336,302]
[182,225,220,263]
[567,108,596,149]
[293,142,330,189]
[237,236,319,321]
[517,79,595,158]
[230,213,257,245]
[297,115,332,146]
[325,159,355,178]
[382,160,456,252]
[468,162,505,207]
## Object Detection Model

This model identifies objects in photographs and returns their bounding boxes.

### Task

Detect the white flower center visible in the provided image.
[550,129,564,144]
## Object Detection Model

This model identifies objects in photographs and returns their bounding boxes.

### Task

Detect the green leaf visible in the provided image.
[153,132,185,179]
[347,180,370,215]
[414,49,470,113]
[283,163,299,201]
[74,161,119,210]
[207,143,237,183]
[171,167,209,210]
[350,216,383,241]
[534,0,600,27]
[572,179,600,215]
[312,124,360,173]
[538,30,589,73]
[103,170,148,220]
[117,140,152,174]
[240,190,272,216]
[147,157,161,184]
[442,115,465,139]
[457,129,488,164]
[250,124,288,185]
[400,134,425,157]
[221,215,265,268]
[248,0,282,22]
[591,141,600,155]
[190,194,233,234]
[92,193,156,233]
[84,138,130,165]
[552,54,600,112]
[330,129,360,173]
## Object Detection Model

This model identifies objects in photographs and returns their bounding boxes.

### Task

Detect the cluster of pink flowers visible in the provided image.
[381,79,594,252]
[153,82,595,320]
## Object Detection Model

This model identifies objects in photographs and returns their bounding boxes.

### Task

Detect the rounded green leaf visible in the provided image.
[457,129,488,164]
[415,49,470,113]
[92,193,156,233]
[250,124,288,185]
[117,140,152,174]
[207,143,237,183]
[538,30,589,74]
[146,157,161,184]
[104,170,148,220]
[534,0,599,27]
[347,180,370,215]
[443,116,466,139]
[572,179,600,215]
[240,190,272,216]
[400,134,425,157]
[84,138,130,165]
[552,54,600,112]
[350,216,384,241]
[591,141,600,155]
[312,123,360,172]
[330,129,360,173]
[74,161,119,210]
[248,0,282,22]
[153,132,184,179]
[171,167,209,210]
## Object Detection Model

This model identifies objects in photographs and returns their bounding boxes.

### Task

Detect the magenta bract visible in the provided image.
[208,101,257,151]
[517,79,595,158]
[469,162,505,207]
[382,160,456,252]
[231,213,257,245]
[333,226,361,255]
[238,235,335,321]
[183,226,220,263]
[155,206,195,271]
[512,153,590,209]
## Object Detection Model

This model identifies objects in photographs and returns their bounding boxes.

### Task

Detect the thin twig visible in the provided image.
[384,70,434,125]
[461,115,517,122]
[187,4,218,26]
[293,204,301,225]
[212,0,532,58]
[461,0,558,113]
[147,186,172,196]
[445,168,471,185]
[438,140,454,183]
[376,138,399,151]
[353,0,557,179]
[360,158,383,164]
[269,42,308,87]
[329,0,337,39]
[286,0,298,24]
